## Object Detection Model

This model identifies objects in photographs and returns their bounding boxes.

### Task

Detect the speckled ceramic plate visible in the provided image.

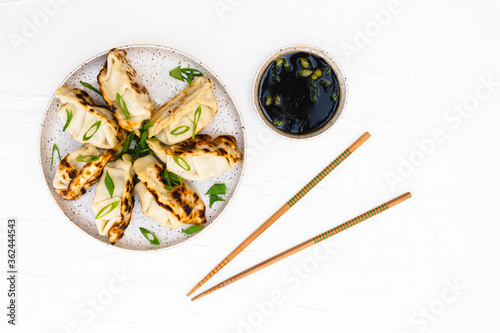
[39,44,246,251]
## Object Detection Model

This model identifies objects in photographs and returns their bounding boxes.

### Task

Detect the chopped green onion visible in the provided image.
[104,171,114,197]
[192,105,202,139]
[170,66,184,81]
[122,132,134,153]
[308,77,317,87]
[283,59,291,71]
[80,81,102,96]
[139,130,148,149]
[75,155,99,163]
[332,91,339,102]
[183,225,203,234]
[319,79,332,88]
[264,95,273,106]
[311,94,318,103]
[164,185,174,190]
[83,120,102,141]
[265,95,273,106]
[206,184,226,195]
[170,65,204,85]
[299,58,311,68]
[63,109,73,131]
[310,86,320,96]
[209,194,225,208]
[142,121,154,130]
[50,144,61,171]
[95,201,120,219]
[310,68,323,80]
[139,227,160,245]
[116,93,130,119]
[276,58,283,67]
[163,169,183,187]
[273,120,284,126]
[322,66,331,75]
[170,126,190,135]
[298,69,313,77]
[173,156,191,171]
[274,96,280,107]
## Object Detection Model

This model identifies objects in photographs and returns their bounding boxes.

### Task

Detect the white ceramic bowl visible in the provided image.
[252,45,348,140]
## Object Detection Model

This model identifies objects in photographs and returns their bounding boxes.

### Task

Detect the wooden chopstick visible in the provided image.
[191,192,412,301]
[186,132,371,297]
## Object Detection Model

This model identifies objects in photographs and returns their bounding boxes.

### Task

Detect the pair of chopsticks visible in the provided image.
[188,132,411,301]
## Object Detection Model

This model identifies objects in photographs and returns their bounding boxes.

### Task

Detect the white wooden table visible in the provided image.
[1,0,499,332]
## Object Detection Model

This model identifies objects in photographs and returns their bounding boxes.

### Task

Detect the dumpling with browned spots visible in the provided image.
[92,154,135,244]
[53,143,115,200]
[133,155,206,229]
[98,48,154,135]
[147,76,218,145]
[55,86,126,149]
[148,135,242,181]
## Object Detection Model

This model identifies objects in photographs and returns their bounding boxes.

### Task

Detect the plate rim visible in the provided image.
[38,44,247,252]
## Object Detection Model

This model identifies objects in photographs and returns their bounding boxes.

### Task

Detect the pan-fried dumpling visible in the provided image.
[98,48,154,134]
[148,135,242,181]
[147,76,218,145]
[92,154,134,244]
[133,155,206,229]
[56,86,126,149]
[53,143,115,200]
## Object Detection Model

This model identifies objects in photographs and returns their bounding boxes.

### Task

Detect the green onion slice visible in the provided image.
[116,93,130,119]
[83,120,102,141]
[206,183,226,195]
[169,66,184,81]
[322,66,331,75]
[183,225,203,234]
[63,109,73,131]
[142,121,154,130]
[170,126,190,135]
[104,171,115,197]
[50,144,61,171]
[209,194,225,208]
[75,155,99,163]
[122,132,135,153]
[80,81,102,96]
[173,156,190,171]
[163,169,183,187]
[95,201,120,219]
[332,91,339,102]
[139,227,160,245]
[139,130,148,149]
[192,105,202,139]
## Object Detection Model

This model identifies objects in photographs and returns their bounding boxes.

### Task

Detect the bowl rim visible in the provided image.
[251,44,349,140]
[38,44,247,253]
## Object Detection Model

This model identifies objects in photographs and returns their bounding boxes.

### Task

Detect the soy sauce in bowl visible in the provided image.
[258,51,341,135]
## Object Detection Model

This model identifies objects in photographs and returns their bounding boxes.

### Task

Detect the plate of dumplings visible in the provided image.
[40,45,246,251]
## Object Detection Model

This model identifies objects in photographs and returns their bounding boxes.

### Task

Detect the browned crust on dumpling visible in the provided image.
[55,149,115,200]
[139,163,206,225]
[98,48,152,106]
[164,135,242,166]
[108,178,135,244]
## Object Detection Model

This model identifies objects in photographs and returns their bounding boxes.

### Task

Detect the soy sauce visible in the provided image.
[258,51,340,135]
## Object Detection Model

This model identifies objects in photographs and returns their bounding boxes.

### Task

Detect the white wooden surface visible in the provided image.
[1,0,499,332]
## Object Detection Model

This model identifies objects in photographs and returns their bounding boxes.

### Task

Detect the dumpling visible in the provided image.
[133,155,206,229]
[53,143,115,200]
[147,135,242,181]
[92,154,134,244]
[147,76,218,145]
[56,86,126,149]
[98,48,154,134]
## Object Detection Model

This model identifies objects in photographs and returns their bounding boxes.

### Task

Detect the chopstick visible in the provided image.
[187,132,371,297]
[191,192,412,301]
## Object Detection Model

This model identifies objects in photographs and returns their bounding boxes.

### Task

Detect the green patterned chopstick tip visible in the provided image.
[286,149,352,208]
[313,203,388,244]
